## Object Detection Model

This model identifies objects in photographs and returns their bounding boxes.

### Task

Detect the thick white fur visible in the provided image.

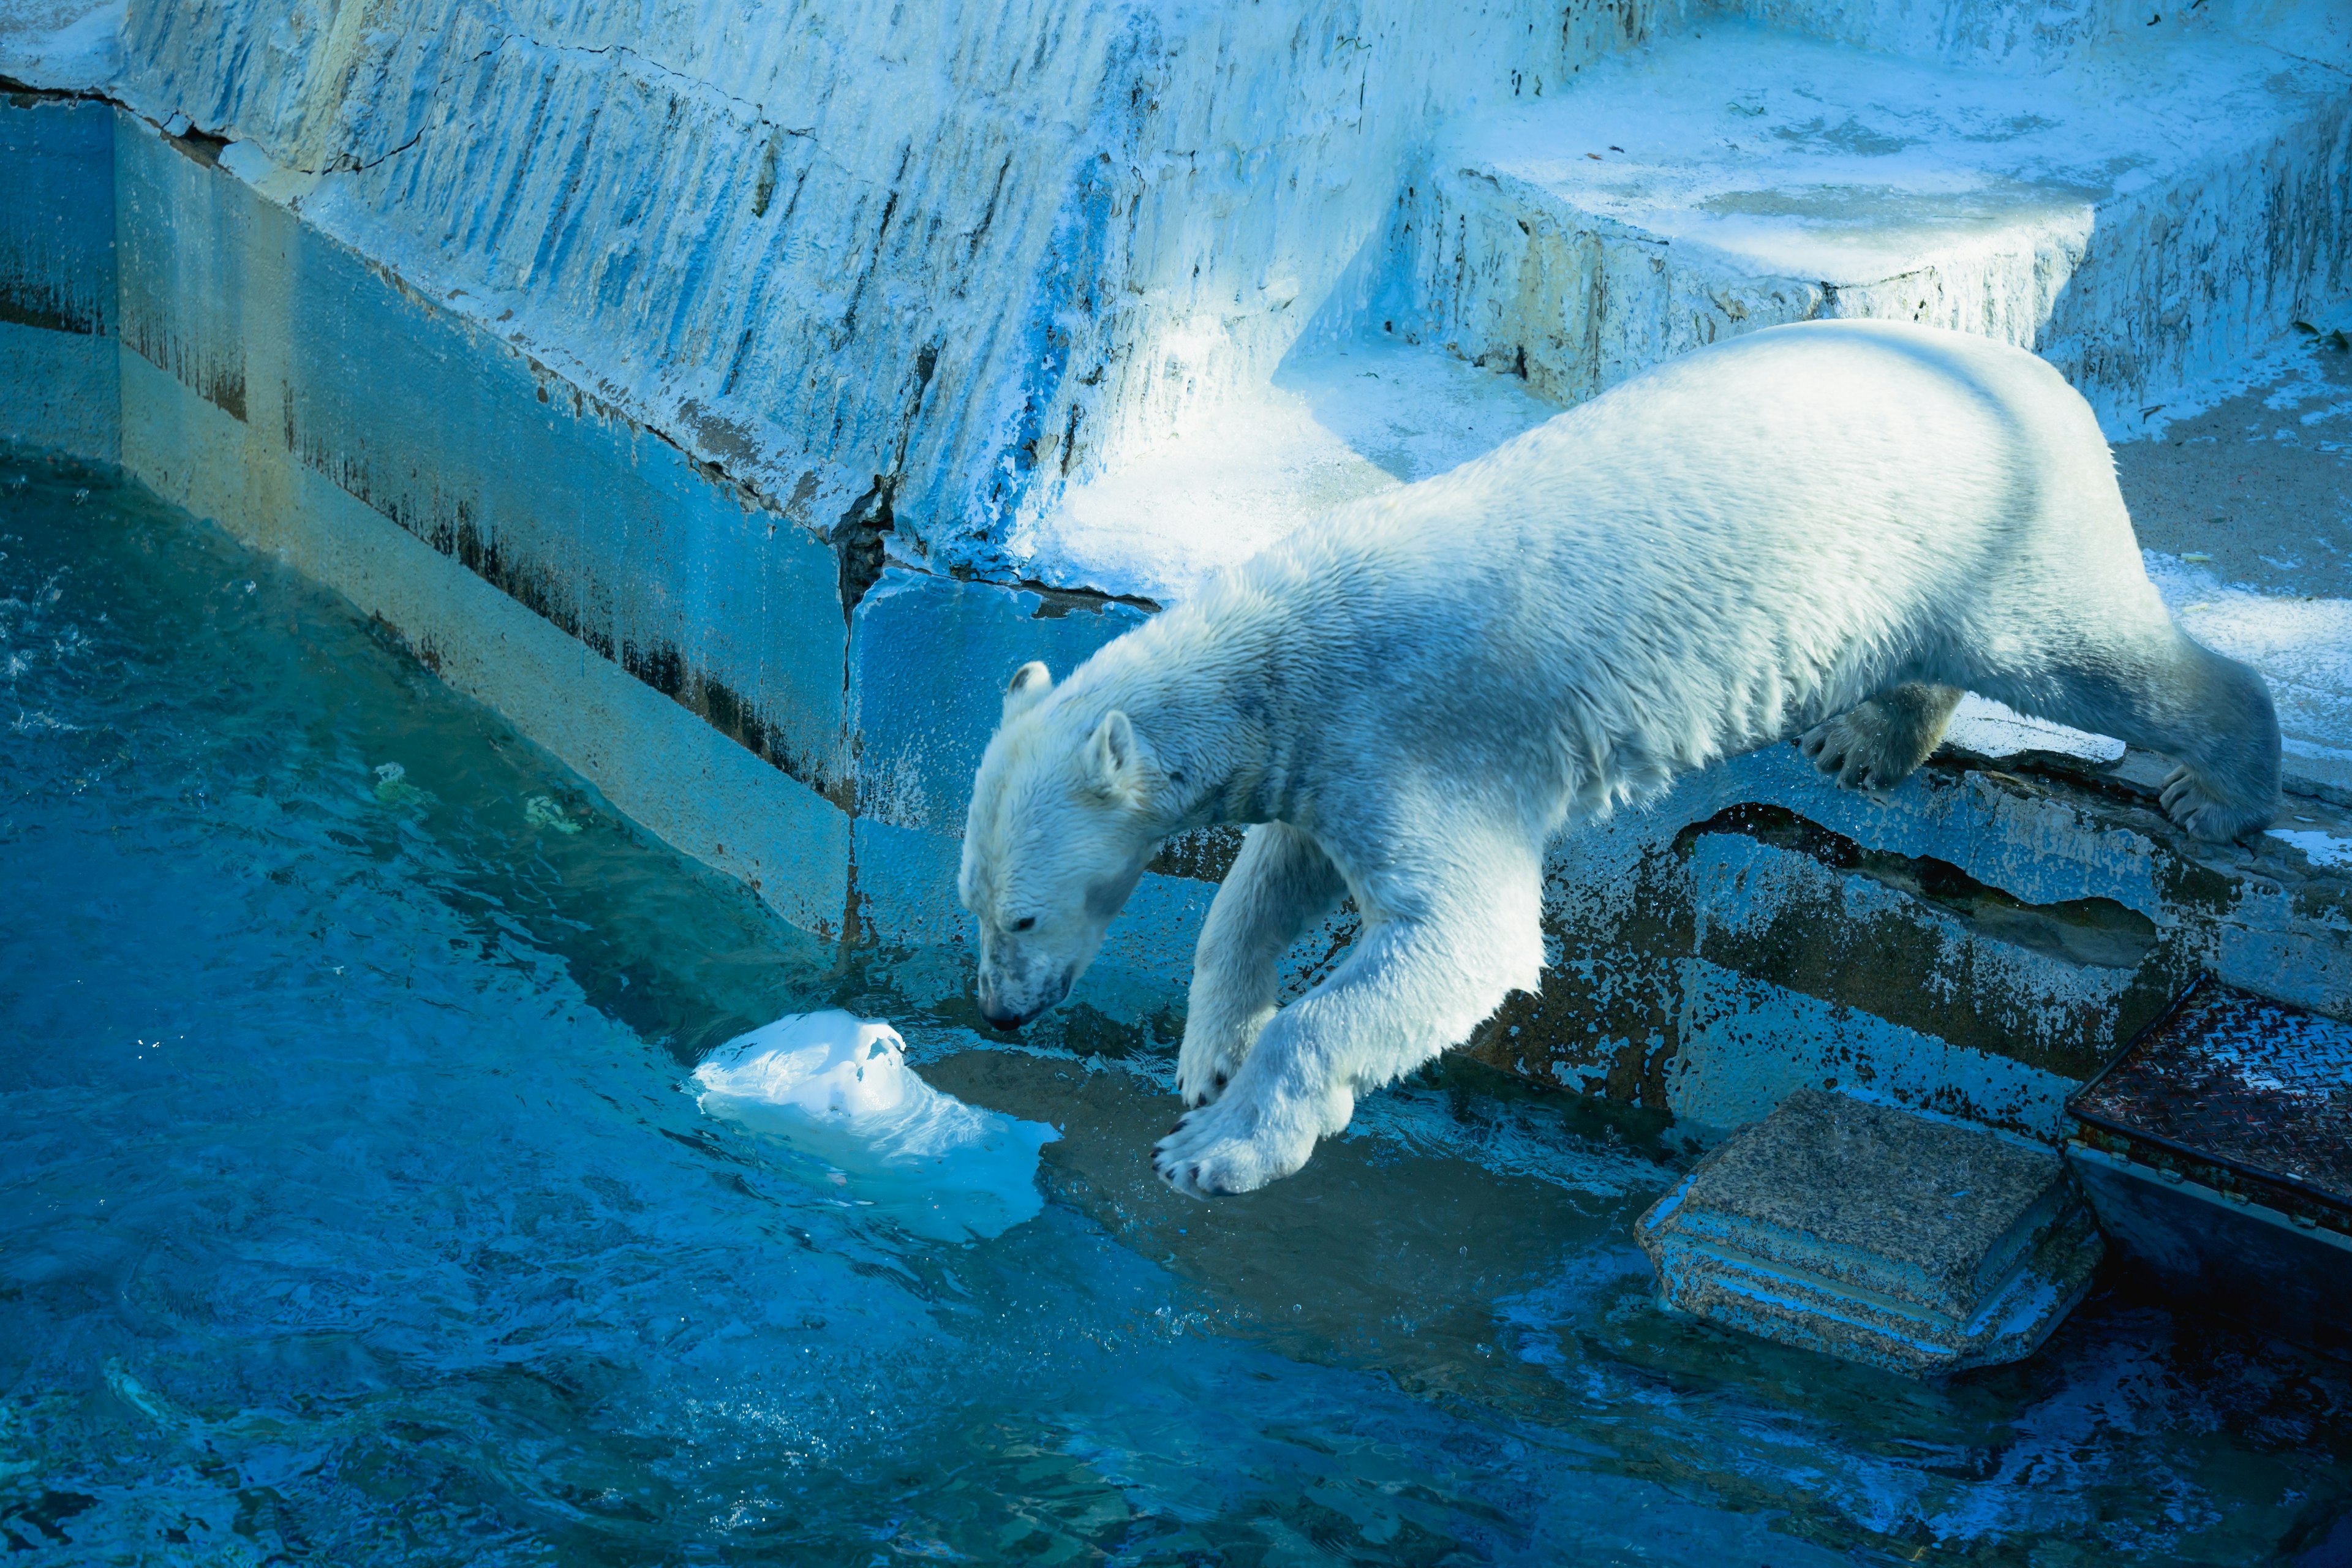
[958,320,2280,1199]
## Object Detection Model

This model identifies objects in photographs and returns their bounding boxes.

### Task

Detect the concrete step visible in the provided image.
[1382,23,2351,429]
[1637,1088,2104,1374]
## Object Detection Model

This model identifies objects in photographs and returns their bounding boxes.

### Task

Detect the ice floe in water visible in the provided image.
[694,1011,1058,1242]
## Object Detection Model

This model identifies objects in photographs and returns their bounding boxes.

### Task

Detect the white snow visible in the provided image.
[1398,23,2350,434]
[1452,28,2120,292]
[695,1011,1058,1242]
[1005,331,1559,603]
[2145,554,2352,786]
[1942,696,2124,767]
[2268,829,2352,870]
[0,0,120,89]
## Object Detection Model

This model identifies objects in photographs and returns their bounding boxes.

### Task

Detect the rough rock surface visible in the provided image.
[1637,1089,2104,1374]
[6,0,2345,597]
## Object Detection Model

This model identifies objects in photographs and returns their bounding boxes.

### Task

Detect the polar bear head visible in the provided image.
[959,661,1163,1029]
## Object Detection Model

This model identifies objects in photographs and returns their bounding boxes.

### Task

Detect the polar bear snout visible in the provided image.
[974,948,1074,1030]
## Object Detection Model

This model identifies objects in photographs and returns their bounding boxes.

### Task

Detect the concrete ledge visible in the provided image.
[1,94,116,458]
[1479,737,2352,1142]
[118,347,857,937]
[1398,25,2351,427]
[2070,1143,2352,1346]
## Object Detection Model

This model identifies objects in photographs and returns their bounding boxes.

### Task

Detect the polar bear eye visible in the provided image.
[1011,916,1036,932]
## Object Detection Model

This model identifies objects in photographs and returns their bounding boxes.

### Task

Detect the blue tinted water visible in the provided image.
[2,453,2348,1566]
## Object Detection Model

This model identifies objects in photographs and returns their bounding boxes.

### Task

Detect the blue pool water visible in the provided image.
[3,453,2350,1566]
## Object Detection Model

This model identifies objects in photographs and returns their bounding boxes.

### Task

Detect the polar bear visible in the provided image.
[958,319,2279,1199]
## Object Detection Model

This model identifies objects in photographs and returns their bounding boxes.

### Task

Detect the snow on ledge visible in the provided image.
[1001,332,1559,605]
[1942,696,2125,766]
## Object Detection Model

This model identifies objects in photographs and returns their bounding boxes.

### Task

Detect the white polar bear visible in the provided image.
[957,320,2279,1199]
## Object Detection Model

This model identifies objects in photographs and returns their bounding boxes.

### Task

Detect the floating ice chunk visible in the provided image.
[522,794,582,834]
[694,1011,1058,1242]
[371,761,423,805]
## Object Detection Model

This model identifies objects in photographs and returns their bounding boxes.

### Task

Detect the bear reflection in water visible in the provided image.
[695,1011,1060,1240]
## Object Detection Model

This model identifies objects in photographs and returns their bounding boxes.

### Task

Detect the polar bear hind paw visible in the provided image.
[1152,1094,1319,1199]
[2159,764,2275,843]
[1798,700,1940,793]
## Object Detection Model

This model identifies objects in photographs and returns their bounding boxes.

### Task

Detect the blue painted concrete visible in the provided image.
[0,95,116,457]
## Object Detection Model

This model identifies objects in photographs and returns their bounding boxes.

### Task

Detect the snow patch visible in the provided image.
[2145,554,2352,768]
[1943,695,2124,766]
[2269,829,2352,870]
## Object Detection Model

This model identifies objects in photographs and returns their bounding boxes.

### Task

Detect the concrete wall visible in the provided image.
[1,93,117,459]
[5,51,2348,1148]
[2,98,1244,1027]
[81,0,1694,587]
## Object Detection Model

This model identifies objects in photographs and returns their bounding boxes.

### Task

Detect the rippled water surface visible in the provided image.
[4,454,2350,1566]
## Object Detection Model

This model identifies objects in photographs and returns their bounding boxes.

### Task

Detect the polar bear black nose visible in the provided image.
[979,1000,1027,1030]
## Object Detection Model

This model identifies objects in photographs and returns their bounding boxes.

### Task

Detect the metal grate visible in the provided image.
[2072,980,2352,1207]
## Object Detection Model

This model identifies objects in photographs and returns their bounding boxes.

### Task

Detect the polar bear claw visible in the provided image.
[1174,1001,1265,1107]
[1798,683,1963,793]
[1153,1084,1328,1197]
[2160,764,2274,843]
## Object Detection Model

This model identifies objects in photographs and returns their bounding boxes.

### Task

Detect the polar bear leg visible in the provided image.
[1155,846,1542,1198]
[1796,683,1964,792]
[1177,823,1346,1107]
[1977,625,2282,842]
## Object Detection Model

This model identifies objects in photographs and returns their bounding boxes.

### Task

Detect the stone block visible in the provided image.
[1399,25,2351,426]
[1636,1089,2103,1375]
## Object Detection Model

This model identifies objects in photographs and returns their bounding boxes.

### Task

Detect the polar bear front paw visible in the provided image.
[1152,1087,1327,1199]
[2159,764,2275,843]
[1175,1006,1270,1107]
[1798,705,1926,793]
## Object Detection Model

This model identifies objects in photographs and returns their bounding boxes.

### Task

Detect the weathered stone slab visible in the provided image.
[1400,25,2351,429]
[1636,1090,2103,1375]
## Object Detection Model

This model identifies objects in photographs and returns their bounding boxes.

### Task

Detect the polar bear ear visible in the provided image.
[1002,661,1052,721]
[1085,710,1153,804]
